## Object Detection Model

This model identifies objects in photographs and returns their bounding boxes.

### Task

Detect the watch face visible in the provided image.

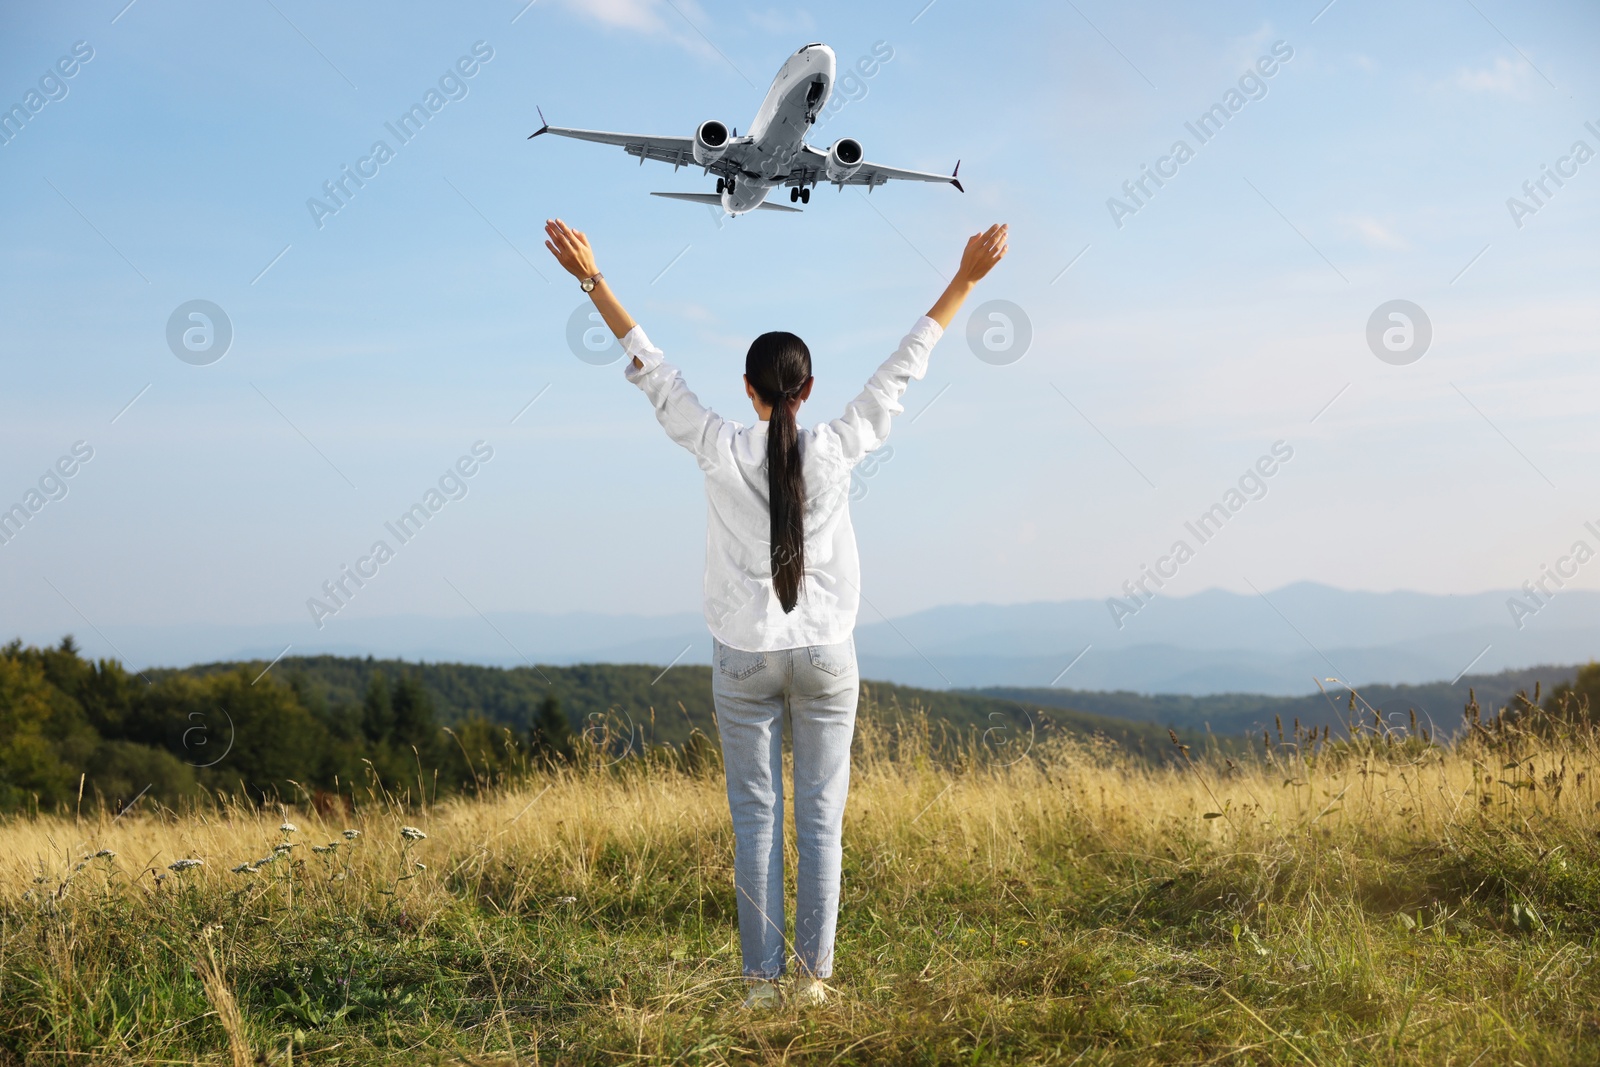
[581,278,594,292]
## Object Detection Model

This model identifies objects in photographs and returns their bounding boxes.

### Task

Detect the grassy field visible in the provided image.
[1,694,1597,1065]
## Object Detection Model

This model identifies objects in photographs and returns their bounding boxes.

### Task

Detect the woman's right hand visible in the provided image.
[955,223,1008,283]
[926,223,1009,329]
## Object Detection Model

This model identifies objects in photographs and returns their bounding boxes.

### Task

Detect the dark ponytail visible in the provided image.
[745,332,812,613]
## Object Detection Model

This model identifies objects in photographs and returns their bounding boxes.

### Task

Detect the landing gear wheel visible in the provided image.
[790,186,800,203]
[716,177,725,193]
[800,187,811,204]
[726,176,736,193]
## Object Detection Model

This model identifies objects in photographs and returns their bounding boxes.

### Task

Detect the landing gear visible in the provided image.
[790,186,800,203]
[725,176,736,193]
[716,177,726,193]
[800,187,811,204]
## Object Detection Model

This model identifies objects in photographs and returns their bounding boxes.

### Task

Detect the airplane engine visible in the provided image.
[693,120,730,166]
[825,138,863,182]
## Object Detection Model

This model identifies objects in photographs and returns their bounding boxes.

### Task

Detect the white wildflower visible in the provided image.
[94,849,116,859]
[279,822,298,834]
[556,896,577,904]
[400,826,427,841]
[231,863,255,874]
[312,845,332,854]
[168,858,204,873]
[342,829,361,840]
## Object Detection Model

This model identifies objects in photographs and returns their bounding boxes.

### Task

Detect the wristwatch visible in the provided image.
[580,271,603,293]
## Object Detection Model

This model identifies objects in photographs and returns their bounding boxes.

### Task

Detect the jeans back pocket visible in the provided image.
[806,640,855,678]
[718,644,768,681]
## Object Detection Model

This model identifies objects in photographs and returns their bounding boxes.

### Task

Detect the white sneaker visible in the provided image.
[742,980,781,1010]
[793,977,829,1006]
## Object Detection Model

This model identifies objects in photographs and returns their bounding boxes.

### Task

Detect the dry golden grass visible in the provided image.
[1,701,1597,1065]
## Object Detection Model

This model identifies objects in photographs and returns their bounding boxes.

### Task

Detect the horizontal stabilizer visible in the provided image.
[650,192,802,213]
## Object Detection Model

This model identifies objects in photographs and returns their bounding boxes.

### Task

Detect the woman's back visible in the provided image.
[620,315,947,651]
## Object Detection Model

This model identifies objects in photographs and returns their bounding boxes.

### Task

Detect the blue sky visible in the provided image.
[2,0,1597,664]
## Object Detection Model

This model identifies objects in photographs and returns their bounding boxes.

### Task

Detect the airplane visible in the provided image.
[529,42,962,216]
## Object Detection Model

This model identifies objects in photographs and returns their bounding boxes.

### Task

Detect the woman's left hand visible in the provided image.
[544,218,599,279]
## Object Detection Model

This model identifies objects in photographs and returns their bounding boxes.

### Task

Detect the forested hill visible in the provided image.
[973,662,1589,740]
[2,642,1194,816]
[175,655,1193,756]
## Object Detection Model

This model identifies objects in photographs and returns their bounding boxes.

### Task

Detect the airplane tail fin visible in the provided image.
[650,192,802,213]
[951,159,963,193]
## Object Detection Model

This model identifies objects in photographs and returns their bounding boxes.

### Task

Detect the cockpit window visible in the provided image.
[796,42,824,54]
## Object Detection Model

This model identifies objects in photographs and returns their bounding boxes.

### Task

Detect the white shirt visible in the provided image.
[623,315,944,652]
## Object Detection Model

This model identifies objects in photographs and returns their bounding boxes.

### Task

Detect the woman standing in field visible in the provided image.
[544,217,1008,1008]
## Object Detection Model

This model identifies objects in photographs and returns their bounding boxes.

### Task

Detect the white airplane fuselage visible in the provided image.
[720,44,835,215]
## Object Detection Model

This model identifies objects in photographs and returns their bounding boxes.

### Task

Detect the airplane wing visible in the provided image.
[529,113,739,176]
[792,145,963,191]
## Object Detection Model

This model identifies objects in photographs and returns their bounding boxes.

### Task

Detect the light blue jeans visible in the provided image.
[711,635,859,980]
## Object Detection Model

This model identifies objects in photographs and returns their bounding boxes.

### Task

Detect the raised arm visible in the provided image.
[925,222,1009,329]
[544,218,730,469]
[544,218,644,368]
[819,223,1010,467]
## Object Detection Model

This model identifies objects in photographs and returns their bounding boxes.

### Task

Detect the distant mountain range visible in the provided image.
[20,583,1598,697]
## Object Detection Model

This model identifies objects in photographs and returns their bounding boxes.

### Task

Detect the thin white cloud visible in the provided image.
[559,0,668,34]
[1221,23,1278,77]
[1342,216,1409,250]
[1451,56,1533,98]
[549,0,724,64]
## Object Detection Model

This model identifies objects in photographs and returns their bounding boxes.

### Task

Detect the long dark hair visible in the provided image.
[745,331,812,613]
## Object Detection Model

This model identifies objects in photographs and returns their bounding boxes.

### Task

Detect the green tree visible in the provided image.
[391,674,438,751]
[0,654,79,810]
[362,673,393,743]
[86,740,199,810]
[529,692,575,763]
[142,669,330,802]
